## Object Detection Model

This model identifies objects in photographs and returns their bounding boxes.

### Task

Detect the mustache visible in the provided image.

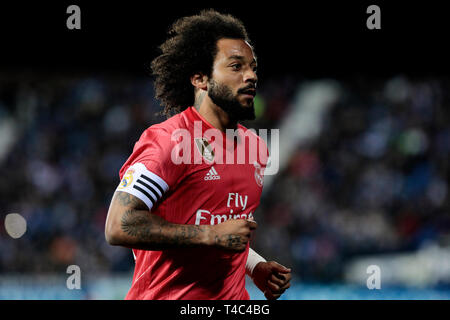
[237,84,257,94]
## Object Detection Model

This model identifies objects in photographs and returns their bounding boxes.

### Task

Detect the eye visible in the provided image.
[231,63,242,71]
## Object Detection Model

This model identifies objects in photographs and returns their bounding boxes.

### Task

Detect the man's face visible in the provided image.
[208,38,258,121]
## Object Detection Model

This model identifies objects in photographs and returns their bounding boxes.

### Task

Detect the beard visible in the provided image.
[208,79,256,121]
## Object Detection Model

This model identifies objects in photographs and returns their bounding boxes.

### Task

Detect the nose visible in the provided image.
[244,68,258,85]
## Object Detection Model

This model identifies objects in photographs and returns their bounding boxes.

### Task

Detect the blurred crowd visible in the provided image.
[0,72,448,285]
[0,73,164,274]
[254,76,450,283]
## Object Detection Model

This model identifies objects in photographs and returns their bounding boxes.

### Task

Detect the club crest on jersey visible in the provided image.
[118,168,135,189]
[194,137,215,163]
[253,162,264,187]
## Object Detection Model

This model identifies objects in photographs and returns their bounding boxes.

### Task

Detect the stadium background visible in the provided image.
[0,2,449,299]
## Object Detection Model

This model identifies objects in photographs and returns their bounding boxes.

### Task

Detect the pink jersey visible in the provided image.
[116,107,268,300]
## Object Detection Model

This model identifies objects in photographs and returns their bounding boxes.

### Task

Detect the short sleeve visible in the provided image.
[116,127,185,210]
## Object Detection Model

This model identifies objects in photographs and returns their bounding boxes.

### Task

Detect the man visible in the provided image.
[105,9,291,300]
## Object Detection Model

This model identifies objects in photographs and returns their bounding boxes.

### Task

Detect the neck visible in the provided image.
[194,90,237,132]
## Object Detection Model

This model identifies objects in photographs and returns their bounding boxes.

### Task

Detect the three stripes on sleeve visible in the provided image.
[116,163,169,210]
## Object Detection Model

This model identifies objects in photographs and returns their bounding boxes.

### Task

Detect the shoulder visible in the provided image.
[121,112,190,186]
[153,111,189,132]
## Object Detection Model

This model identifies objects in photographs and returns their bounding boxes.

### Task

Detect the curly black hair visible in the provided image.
[151,9,251,117]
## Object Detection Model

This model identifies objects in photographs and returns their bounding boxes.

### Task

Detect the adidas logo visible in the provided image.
[204,166,221,181]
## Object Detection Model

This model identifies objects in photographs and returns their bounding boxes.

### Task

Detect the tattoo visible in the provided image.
[120,209,153,239]
[116,191,147,210]
[226,235,241,248]
[194,91,206,111]
[171,225,203,245]
[214,234,243,250]
[114,192,247,252]
[118,196,206,249]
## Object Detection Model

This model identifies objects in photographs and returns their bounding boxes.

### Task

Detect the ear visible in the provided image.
[190,73,208,91]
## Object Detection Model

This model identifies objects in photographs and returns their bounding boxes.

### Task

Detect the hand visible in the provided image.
[210,219,257,251]
[251,261,291,300]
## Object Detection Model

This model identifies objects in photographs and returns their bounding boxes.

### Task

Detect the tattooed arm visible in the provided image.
[105,191,257,251]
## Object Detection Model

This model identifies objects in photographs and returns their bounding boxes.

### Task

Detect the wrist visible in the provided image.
[202,225,216,247]
[250,261,266,279]
[246,248,267,276]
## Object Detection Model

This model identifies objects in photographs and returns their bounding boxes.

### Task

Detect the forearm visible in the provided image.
[106,191,211,250]
[106,191,255,251]
[118,208,211,250]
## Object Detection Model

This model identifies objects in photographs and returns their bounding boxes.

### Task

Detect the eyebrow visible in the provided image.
[228,55,257,65]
